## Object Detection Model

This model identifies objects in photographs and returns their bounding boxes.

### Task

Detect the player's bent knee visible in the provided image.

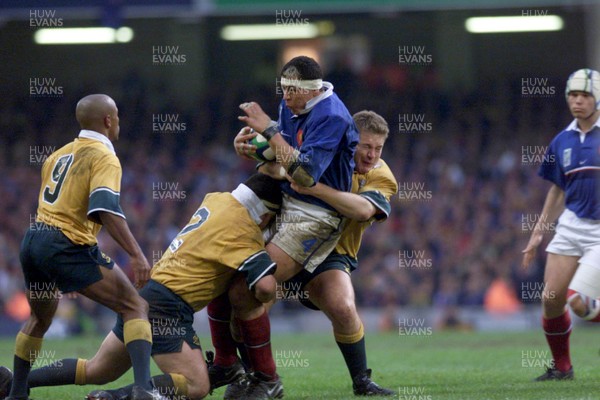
[182,372,210,400]
[118,293,149,317]
[567,294,586,318]
[324,299,358,325]
[187,383,210,400]
[229,279,258,313]
[134,295,149,314]
[254,276,276,303]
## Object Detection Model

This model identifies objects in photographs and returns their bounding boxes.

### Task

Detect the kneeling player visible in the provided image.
[0,174,282,400]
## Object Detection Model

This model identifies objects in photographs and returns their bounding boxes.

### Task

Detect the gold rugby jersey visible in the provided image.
[335,158,398,259]
[151,192,273,312]
[36,135,123,246]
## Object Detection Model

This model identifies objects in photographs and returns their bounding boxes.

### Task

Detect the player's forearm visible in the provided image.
[257,161,286,180]
[267,133,295,169]
[98,212,145,259]
[303,183,376,221]
[267,133,315,187]
[535,184,565,233]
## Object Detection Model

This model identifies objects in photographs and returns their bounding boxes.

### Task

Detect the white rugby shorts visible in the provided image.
[548,209,600,297]
[270,194,344,273]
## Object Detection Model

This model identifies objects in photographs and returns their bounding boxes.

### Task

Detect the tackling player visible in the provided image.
[0,174,283,400]
[522,68,600,381]
[286,110,398,396]
[4,94,158,400]
[219,111,397,397]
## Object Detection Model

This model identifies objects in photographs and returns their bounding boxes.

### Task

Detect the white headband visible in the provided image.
[280,77,323,90]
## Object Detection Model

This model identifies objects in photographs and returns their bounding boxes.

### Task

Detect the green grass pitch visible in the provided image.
[1,328,599,399]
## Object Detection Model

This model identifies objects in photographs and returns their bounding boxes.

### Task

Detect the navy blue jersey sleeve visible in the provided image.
[537,138,565,190]
[300,115,348,183]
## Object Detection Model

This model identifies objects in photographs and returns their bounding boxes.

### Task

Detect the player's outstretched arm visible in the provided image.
[98,211,151,288]
[291,182,376,221]
[521,184,565,268]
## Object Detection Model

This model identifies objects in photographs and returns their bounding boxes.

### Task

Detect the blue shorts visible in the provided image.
[285,252,357,311]
[20,225,114,294]
[113,280,202,355]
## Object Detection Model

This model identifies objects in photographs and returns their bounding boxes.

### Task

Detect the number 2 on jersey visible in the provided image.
[168,207,210,253]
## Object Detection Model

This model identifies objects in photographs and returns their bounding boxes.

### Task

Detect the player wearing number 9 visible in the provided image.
[1,173,283,400]
[5,94,160,400]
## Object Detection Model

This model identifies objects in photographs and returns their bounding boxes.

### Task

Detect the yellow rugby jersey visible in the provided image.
[151,192,274,312]
[335,158,398,260]
[36,133,124,246]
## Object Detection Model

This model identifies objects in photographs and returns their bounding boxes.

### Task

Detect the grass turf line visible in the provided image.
[0,329,599,399]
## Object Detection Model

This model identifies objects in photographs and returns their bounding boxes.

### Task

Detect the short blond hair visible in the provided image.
[353,110,389,138]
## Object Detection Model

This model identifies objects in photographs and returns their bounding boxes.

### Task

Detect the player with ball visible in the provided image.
[208,55,358,399]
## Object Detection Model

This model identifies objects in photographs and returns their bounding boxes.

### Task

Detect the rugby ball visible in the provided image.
[247,130,275,162]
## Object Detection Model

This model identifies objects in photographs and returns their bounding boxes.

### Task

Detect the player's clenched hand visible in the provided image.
[234,126,258,160]
[238,102,272,133]
[131,255,151,288]
[258,162,287,180]
[521,231,544,269]
[290,181,311,194]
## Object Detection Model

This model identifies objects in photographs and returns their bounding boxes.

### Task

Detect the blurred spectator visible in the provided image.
[0,63,563,332]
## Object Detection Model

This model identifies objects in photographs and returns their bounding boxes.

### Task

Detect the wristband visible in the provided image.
[261,121,280,141]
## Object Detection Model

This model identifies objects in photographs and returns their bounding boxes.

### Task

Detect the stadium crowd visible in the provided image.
[0,63,568,333]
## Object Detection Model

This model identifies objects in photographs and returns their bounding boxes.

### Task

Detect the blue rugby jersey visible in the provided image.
[538,119,600,220]
[277,83,358,211]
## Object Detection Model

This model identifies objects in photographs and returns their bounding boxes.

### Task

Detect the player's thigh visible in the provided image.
[543,253,579,304]
[569,245,600,298]
[266,242,303,282]
[20,230,62,331]
[305,270,359,326]
[78,263,146,316]
[306,269,355,307]
[85,331,131,385]
[153,342,209,400]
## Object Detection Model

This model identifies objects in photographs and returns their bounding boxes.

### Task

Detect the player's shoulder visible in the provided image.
[202,192,263,238]
[551,121,579,144]
[42,140,75,166]
[309,106,348,125]
[202,192,231,208]
[76,138,121,165]
[311,95,353,123]
[367,159,397,185]
[204,192,251,217]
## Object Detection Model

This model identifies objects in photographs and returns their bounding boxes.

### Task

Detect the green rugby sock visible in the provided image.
[28,358,79,387]
[336,337,368,379]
